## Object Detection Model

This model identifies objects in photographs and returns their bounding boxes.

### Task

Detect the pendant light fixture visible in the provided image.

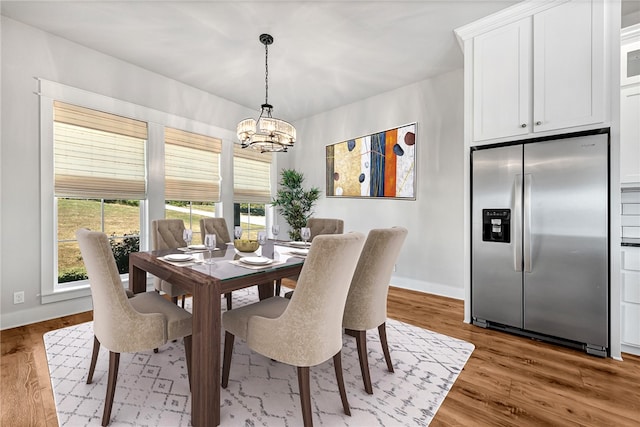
[237,33,296,153]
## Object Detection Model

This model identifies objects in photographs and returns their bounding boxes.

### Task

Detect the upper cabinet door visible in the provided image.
[532,0,604,133]
[473,18,532,142]
[621,85,640,184]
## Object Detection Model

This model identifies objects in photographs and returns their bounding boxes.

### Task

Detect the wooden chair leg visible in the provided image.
[333,351,351,416]
[171,296,178,305]
[221,331,235,388]
[181,295,186,308]
[225,292,232,311]
[184,335,193,391]
[378,322,394,373]
[275,279,282,296]
[297,366,313,427]
[352,329,373,394]
[87,335,100,384]
[102,351,120,426]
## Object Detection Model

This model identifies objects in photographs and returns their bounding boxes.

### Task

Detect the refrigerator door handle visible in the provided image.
[513,174,523,272]
[524,174,532,273]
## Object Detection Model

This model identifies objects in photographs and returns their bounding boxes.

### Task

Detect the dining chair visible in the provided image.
[151,219,189,307]
[275,217,345,297]
[76,228,192,426]
[199,217,234,309]
[306,217,344,242]
[342,226,408,394]
[222,232,366,427]
[199,217,231,247]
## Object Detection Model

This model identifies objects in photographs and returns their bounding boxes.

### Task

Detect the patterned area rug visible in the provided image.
[44,288,474,426]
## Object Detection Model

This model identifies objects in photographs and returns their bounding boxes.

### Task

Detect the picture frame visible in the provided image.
[326,122,416,199]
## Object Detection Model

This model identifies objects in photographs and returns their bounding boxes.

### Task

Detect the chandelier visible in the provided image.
[237,34,296,153]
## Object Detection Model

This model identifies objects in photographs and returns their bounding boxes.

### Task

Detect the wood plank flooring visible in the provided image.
[1,287,639,426]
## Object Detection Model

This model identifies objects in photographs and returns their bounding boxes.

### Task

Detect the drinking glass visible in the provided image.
[300,227,311,246]
[183,228,193,251]
[234,226,243,240]
[257,231,268,256]
[271,224,280,241]
[204,233,217,264]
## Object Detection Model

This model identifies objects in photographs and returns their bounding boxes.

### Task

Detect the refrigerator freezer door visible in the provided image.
[523,134,608,347]
[472,144,524,327]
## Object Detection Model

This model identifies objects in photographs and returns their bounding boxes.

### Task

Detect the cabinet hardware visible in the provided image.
[536,121,542,125]
[521,124,527,128]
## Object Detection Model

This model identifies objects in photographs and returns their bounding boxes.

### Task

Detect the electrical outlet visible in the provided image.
[14,291,25,304]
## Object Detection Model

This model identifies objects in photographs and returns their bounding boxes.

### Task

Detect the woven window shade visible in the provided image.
[233,145,272,203]
[165,128,222,202]
[53,101,147,199]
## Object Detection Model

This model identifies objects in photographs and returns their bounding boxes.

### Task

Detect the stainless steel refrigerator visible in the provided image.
[471,130,609,356]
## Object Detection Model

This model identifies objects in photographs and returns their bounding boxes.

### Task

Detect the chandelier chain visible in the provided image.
[264,42,269,106]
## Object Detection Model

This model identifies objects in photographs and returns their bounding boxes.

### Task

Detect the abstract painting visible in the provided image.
[326,123,416,199]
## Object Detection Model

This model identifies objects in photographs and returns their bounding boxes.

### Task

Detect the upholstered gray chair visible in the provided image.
[307,217,344,242]
[222,232,366,427]
[151,219,189,307]
[342,226,408,394]
[76,228,192,426]
[199,217,231,247]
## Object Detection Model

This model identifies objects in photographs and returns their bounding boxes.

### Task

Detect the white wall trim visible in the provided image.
[391,276,464,300]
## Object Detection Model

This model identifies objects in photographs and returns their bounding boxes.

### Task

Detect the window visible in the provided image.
[39,79,236,303]
[53,101,146,287]
[233,145,272,239]
[165,128,222,244]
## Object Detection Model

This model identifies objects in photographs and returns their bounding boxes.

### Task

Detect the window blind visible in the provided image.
[165,127,222,202]
[53,101,147,199]
[233,145,272,203]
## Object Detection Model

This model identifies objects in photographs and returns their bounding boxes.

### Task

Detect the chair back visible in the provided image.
[307,217,344,241]
[151,219,187,297]
[76,228,164,352]
[199,217,231,247]
[249,232,365,366]
[342,227,408,331]
[151,219,186,249]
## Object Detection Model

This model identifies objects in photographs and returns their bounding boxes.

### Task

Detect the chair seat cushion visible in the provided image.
[223,296,289,340]
[130,292,192,341]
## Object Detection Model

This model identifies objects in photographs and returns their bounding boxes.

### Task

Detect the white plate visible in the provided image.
[289,241,310,247]
[239,256,273,266]
[290,248,309,256]
[188,244,206,250]
[165,254,194,262]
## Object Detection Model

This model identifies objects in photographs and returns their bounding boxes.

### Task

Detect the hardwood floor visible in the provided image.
[2,286,639,426]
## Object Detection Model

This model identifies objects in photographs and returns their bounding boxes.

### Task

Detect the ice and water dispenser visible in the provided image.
[482,209,511,243]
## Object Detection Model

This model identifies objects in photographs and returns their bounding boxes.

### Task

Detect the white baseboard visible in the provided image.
[622,343,640,357]
[1,296,93,330]
[390,276,464,300]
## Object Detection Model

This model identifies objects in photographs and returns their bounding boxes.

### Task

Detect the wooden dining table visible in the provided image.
[128,240,305,426]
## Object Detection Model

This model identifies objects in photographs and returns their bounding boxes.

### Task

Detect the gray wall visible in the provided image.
[287,71,465,297]
[0,17,255,328]
[1,16,466,329]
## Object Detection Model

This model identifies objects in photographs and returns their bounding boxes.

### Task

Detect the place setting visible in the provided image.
[159,252,205,267]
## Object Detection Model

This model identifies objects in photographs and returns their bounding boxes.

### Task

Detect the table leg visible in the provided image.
[257,282,275,300]
[191,281,221,427]
[128,259,147,294]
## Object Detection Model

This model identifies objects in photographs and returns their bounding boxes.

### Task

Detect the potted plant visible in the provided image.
[272,169,321,241]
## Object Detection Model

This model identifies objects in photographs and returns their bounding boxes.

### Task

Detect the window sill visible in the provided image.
[41,274,155,304]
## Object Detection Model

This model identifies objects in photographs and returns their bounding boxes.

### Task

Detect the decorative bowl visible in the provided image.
[234,239,259,252]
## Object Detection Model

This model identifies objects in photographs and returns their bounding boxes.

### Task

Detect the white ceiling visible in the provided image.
[10,0,617,122]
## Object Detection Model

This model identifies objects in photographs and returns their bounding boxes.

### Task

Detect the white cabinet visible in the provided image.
[470,0,605,144]
[473,18,531,141]
[622,246,640,355]
[621,85,640,184]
